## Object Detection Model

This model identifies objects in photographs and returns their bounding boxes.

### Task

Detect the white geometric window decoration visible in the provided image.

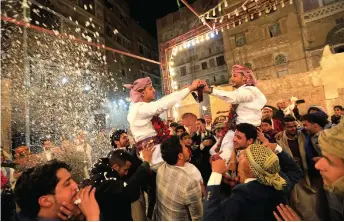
[275,54,287,65]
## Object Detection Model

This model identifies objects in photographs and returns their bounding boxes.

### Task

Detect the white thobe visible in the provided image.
[127,88,202,182]
[210,85,267,162]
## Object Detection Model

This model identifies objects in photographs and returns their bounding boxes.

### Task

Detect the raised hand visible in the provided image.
[74,186,100,221]
[142,141,155,164]
[273,203,301,221]
[211,159,230,174]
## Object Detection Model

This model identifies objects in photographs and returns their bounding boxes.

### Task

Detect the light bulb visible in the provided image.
[251,14,254,20]
[245,17,248,22]
[218,4,222,12]
[235,10,239,16]
[224,0,228,7]
[213,8,216,16]
[221,27,224,32]
[259,11,262,16]
[242,5,247,11]
[239,19,242,25]
[273,4,277,10]
[290,0,293,4]
[228,14,231,19]
[220,16,224,23]
[233,22,236,27]
[227,24,229,29]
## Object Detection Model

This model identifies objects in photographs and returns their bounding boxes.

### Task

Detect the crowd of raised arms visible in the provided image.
[1,64,344,221]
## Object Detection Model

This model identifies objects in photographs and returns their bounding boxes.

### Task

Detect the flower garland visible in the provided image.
[151,116,171,144]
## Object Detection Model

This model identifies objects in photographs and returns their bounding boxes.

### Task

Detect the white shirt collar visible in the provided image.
[244,178,257,184]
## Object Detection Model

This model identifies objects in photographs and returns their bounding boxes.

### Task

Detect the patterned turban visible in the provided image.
[232,64,257,86]
[245,144,286,190]
[123,77,152,103]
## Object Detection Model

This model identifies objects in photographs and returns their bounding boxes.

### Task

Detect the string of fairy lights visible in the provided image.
[167,0,293,92]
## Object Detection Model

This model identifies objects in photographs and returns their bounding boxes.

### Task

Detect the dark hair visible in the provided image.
[236,123,258,142]
[14,160,71,219]
[197,118,206,125]
[179,132,190,140]
[283,115,296,127]
[262,118,272,126]
[307,107,322,114]
[170,122,179,128]
[334,105,343,111]
[108,149,132,167]
[161,136,182,165]
[111,129,127,148]
[301,113,329,128]
[175,125,186,132]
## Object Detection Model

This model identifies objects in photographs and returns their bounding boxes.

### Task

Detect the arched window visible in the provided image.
[244,62,253,70]
[275,54,287,65]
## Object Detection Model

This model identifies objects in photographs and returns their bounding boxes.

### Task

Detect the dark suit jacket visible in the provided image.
[203,151,303,220]
[94,162,151,221]
[191,130,216,183]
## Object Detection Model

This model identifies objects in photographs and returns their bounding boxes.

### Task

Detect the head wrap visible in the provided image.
[244,144,286,190]
[318,116,344,195]
[319,116,344,159]
[123,77,152,103]
[308,105,326,113]
[232,64,257,86]
[214,123,226,130]
[262,106,273,112]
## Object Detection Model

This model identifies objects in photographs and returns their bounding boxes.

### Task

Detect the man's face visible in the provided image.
[231,72,246,88]
[261,122,272,133]
[196,120,205,132]
[334,108,342,117]
[204,115,212,124]
[43,140,53,150]
[117,161,132,178]
[277,101,287,109]
[302,120,318,135]
[284,121,298,136]
[181,135,192,147]
[53,168,78,209]
[171,126,177,132]
[176,128,185,136]
[179,140,191,162]
[262,109,273,119]
[142,85,156,102]
[315,152,344,186]
[116,133,130,148]
[215,128,224,138]
[233,130,251,150]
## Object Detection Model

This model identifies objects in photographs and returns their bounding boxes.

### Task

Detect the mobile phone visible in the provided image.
[296,99,305,104]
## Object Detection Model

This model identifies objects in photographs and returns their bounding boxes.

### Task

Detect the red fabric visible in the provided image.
[273,118,283,132]
[1,172,8,189]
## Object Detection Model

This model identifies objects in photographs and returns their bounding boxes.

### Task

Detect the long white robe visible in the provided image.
[210,85,267,162]
[127,88,203,182]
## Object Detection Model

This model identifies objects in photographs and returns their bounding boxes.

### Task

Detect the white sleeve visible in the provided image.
[207,172,223,186]
[138,88,190,118]
[211,88,255,104]
[219,130,235,163]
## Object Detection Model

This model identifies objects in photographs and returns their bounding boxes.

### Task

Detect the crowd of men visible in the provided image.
[1,102,343,221]
[1,65,344,221]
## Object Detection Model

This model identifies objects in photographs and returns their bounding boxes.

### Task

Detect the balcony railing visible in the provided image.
[303,1,344,23]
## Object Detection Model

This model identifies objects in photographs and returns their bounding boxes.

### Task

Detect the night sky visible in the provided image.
[128,0,197,38]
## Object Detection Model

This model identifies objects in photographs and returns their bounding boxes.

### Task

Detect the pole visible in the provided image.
[22,0,31,150]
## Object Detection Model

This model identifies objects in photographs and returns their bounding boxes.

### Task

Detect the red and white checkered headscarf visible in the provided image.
[232,64,257,86]
[123,77,152,103]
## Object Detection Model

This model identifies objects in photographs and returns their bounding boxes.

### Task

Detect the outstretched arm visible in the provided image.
[203,85,255,104]
[138,80,201,118]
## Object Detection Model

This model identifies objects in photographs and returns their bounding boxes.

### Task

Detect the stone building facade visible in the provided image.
[157,0,343,122]
[156,0,229,115]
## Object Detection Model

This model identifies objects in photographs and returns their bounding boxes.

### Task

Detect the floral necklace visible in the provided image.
[151,116,171,144]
